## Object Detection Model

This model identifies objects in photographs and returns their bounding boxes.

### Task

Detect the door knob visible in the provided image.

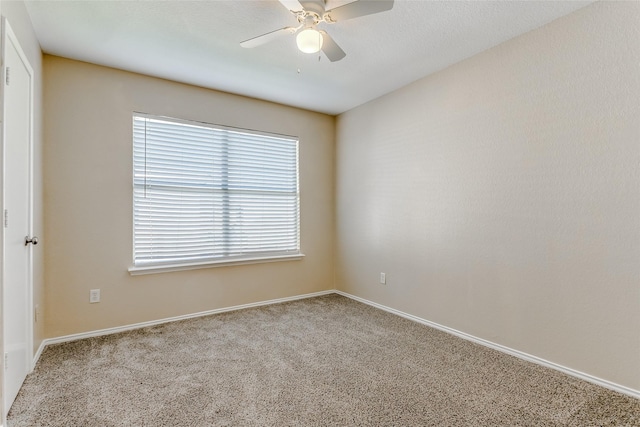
[25,236,38,246]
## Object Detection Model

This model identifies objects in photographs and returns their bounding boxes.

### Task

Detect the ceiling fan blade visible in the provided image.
[240,27,298,48]
[319,31,346,62]
[278,0,304,12]
[325,0,394,22]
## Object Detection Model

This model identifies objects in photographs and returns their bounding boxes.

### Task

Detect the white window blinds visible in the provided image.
[133,114,300,266]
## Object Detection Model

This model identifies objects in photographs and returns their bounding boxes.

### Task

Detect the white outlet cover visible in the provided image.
[90,289,101,303]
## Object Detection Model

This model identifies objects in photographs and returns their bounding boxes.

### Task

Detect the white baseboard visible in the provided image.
[36,289,334,362]
[334,290,640,400]
[32,339,46,371]
[33,288,639,400]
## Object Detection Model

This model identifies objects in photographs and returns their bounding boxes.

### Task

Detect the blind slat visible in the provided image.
[133,114,300,265]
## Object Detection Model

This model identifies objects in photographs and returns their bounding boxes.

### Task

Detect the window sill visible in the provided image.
[128,253,305,276]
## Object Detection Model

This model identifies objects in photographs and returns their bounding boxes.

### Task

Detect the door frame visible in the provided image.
[0,16,35,423]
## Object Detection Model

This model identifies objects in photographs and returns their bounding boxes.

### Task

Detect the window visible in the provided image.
[131,114,301,273]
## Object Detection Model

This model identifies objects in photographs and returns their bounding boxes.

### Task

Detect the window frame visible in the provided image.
[128,113,304,275]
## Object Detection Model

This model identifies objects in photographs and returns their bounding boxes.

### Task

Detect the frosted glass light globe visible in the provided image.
[296,29,323,54]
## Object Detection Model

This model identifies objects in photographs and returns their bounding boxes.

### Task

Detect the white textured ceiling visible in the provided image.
[24,0,593,115]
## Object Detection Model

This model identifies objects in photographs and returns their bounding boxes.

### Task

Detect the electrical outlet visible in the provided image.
[35,304,40,323]
[89,289,101,303]
[380,272,386,285]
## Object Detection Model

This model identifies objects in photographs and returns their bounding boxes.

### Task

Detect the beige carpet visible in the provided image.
[8,294,640,426]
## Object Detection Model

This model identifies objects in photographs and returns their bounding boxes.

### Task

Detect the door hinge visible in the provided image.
[5,66,9,85]
[4,209,8,228]
[4,352,8,370]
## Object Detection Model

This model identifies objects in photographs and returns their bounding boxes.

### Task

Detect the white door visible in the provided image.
[2,19,34,418]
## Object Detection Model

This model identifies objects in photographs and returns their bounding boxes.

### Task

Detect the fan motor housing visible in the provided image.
[300,1,325,15]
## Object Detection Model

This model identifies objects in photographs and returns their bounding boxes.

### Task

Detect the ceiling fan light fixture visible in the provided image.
[296,28,323,53]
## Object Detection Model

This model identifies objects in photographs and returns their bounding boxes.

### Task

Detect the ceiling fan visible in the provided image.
[240,0,395,62]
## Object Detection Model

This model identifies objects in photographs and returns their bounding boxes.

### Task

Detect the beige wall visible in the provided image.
[43,56,335,337]
[335,1,640,391]
[1,0,45,357]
